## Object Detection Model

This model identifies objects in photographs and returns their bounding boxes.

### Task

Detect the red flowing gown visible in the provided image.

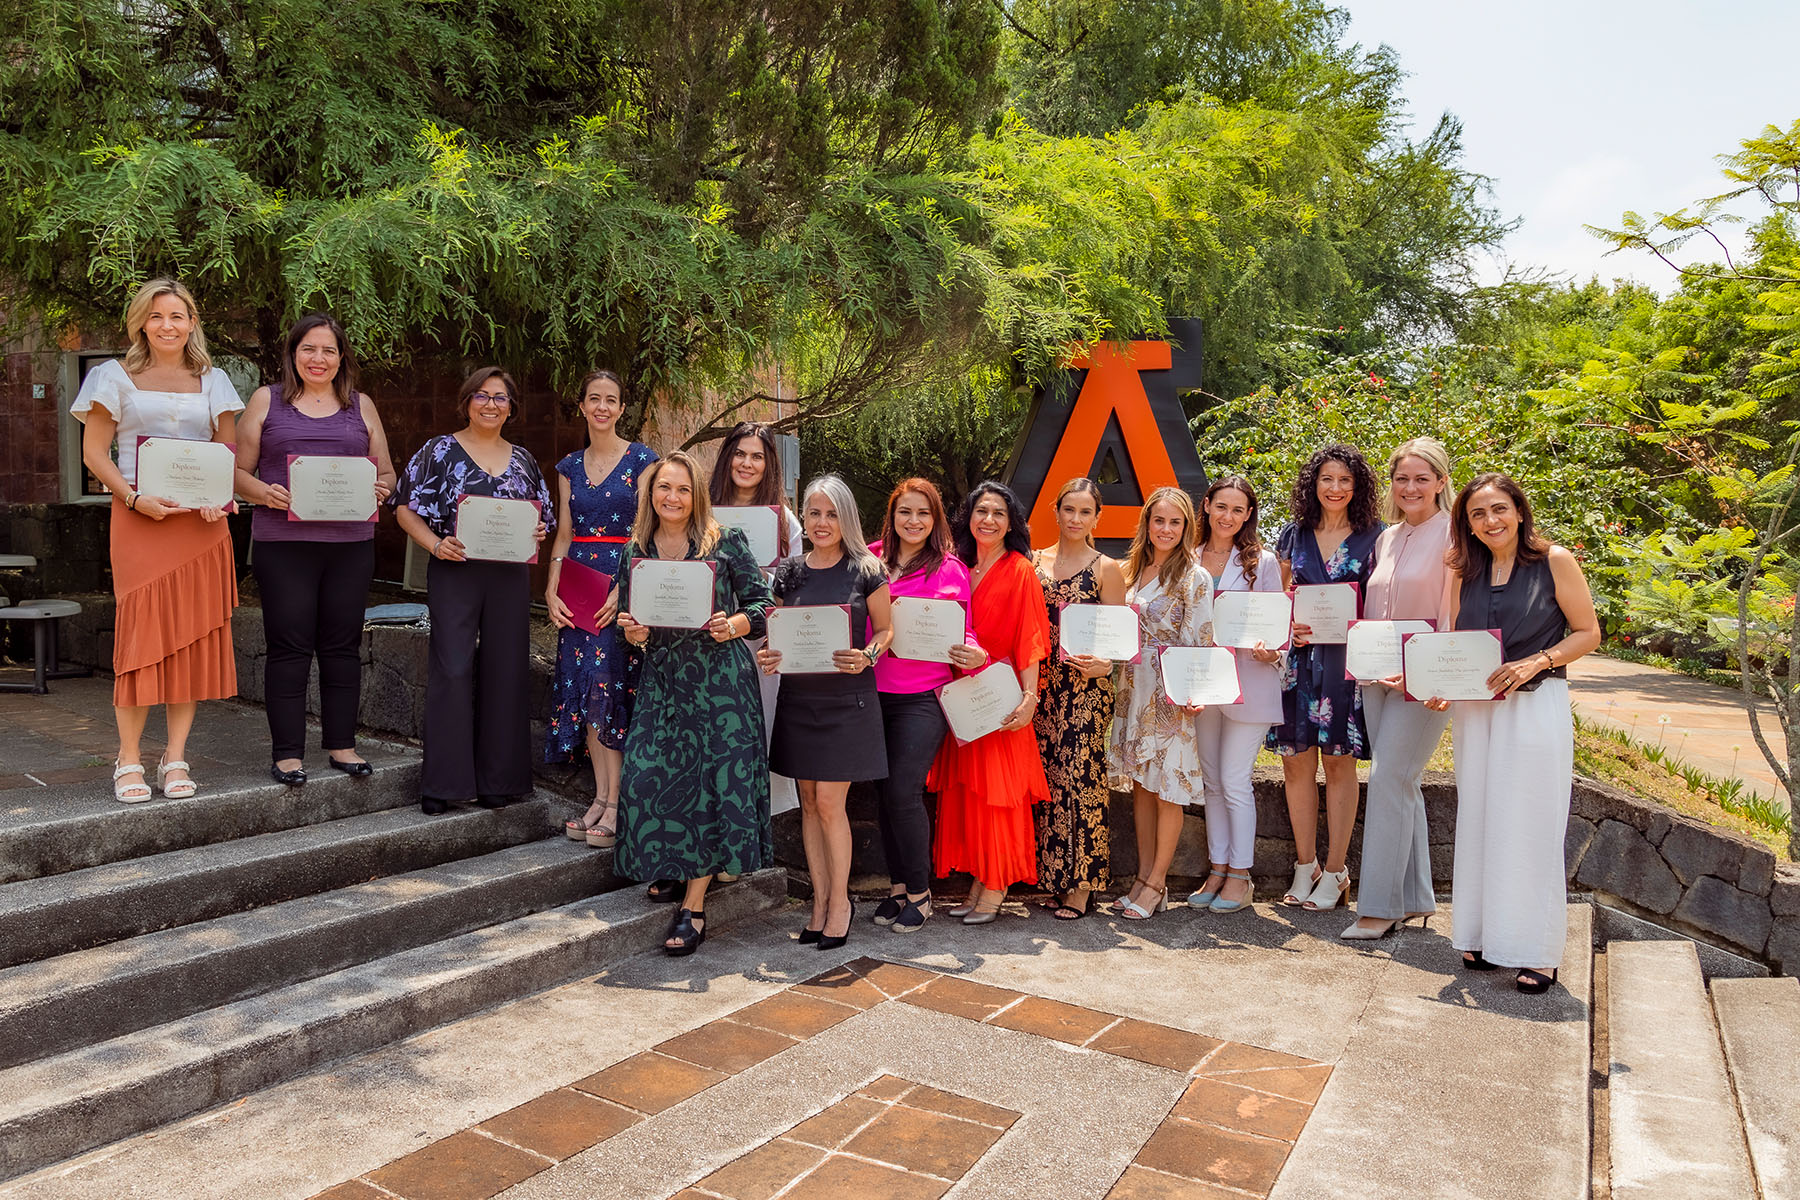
[931,550,1052,890]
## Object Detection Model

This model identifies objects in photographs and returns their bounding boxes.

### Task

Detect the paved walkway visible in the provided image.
[1569,653,1789,804]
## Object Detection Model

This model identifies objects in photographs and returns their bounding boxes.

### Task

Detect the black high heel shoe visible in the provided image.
[1460,950,1497,971]
[817,900,855,951]
[269,762,307,787]
[420,796,449,815]
[1516,967,1559,995]
[327,756,373,778]
[664,908,705,957]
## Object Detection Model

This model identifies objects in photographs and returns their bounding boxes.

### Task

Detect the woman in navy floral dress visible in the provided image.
[1268,443,1383,912]
[543,370,657,847]
[392,367,552,814]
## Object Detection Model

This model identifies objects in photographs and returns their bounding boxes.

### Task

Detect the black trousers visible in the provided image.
[252,539,375,761]
[423,557,532,801]
[877,689,947,894]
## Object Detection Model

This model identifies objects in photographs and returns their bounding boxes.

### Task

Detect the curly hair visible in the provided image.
[951,480,1033,565]
[1290,443,1379,533]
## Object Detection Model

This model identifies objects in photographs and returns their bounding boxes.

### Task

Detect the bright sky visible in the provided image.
[1340,1,1796,288]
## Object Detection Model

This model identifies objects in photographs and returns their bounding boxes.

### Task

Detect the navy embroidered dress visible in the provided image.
[1267,520,1383,759]
[546,443,658,760]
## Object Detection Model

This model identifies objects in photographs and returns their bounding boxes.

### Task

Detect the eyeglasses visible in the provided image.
[471,392,511,409]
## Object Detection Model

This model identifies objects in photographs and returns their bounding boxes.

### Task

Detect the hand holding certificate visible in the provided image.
[1345,619,1435,682]
[135,436,235,509]
[889,596,966,663]
[1292,583,1360,645]
[764,605,852,673]
[1159,647,1241,707]
[1402,630,1505,702]
[553,559,613,635]
[714,506,782,567]
[628,559,717,628]
[1058,604,1140,663]
[455,496,541,563]
[935,660,1026,745]
[286,455,379,523]
[1212,591,1293,650]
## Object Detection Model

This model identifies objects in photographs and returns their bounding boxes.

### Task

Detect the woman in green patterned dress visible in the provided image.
[614,451,775,956]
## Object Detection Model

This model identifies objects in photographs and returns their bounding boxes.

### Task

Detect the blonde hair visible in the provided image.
[1382,436,1455,523]
[122,278,212,376]
[630,451,722,558]
[1122,486,1200,593]
[799,474,879,571]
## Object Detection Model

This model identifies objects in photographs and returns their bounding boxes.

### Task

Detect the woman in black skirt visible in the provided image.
[757,473,893,950]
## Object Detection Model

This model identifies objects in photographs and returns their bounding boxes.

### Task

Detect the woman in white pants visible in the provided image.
[1190,477,1283,913]
[1422,474,1598,994]
[1343,439,1454,939]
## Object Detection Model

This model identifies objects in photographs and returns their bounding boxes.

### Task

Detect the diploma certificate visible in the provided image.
[765,604,852,673]
[286,455,378,523]
[135,437,235,508]
[1293,583,1360,644]
[1058,603,1140,663]
[454,496,541,563]
[714,505,783,567]
[1345,619,1436,682]
[889,596,966,663]
[628,558,717,628]
[935,660,1025,745]
[1402,630,1505,702]
[1211,591,1293,650]
[1159,647,1242,706]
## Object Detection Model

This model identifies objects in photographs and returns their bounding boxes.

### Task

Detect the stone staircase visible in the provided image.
[0,746,786,1182]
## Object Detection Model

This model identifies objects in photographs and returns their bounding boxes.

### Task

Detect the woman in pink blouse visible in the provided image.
[869,479,986,933]
[1342,437,1455,939]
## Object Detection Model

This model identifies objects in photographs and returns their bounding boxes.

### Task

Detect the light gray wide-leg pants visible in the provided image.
[1355,683,1448,919]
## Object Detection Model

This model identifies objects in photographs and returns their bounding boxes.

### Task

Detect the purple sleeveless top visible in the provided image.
[252,385,376,543]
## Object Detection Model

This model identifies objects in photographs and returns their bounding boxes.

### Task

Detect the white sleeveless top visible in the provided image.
[70,359,244,484]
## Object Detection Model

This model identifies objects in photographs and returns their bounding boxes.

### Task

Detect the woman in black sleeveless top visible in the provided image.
[1422,474,1600,995]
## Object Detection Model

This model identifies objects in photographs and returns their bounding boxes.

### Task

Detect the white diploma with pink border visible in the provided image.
[713,505,783,568]
[1402,629,1505,702]
[1211,590,1293,650]
[1159,647,1242,706]
[286,455,379,523]
[1058,603,1141,663]
[889,596,966,663]
[1345,618,1436,682]
[134,436,235,508]
[628,558,717,629]
[935,660,1024,745]
[765,604,852,673]
[1292,582,1360,644]
[455,496,541,563]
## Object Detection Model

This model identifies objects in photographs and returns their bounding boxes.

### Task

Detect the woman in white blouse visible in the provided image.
[71,279,244,803]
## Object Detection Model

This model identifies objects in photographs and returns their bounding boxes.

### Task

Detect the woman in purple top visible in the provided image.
[234,313,397,787]
[392,367,552,813]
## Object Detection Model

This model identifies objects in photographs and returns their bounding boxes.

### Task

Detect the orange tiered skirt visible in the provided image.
[110,496,238,706]
[930,725,1048,891]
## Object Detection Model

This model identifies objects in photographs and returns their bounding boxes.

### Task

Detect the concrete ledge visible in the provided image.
[1711,976,1800,1199]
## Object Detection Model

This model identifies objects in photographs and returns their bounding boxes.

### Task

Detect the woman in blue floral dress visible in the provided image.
[1268,443,1383,912]
[543,370,658,847]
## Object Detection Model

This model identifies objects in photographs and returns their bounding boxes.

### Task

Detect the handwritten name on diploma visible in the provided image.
[454,496,539,562]
[766,605,851,673]
[287,455,378,522]
[889,596,965,663]
[135,437,234,508]
[936,661,1025,744]
[628,559,716,628]
[1401,630,1505,701]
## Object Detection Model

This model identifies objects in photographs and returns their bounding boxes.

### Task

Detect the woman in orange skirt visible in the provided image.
[72,279,243,803]
[933,480,1052,925]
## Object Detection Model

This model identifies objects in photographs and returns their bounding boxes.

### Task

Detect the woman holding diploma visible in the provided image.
[1031,478,1126,920]
[73,278,243,803]
[1106,487,1214,920]
[758,475,892,949]
[1343,438,1454,940]
[615,451,774,956]
[235,313,396,787]
[1269,444,1382,912]
[1422,474,1599,994]
[932,481,1051,925]
[544,370,658,846]
[871,479,980,934]
[392,367,552,813]
[1190,477,1282,913]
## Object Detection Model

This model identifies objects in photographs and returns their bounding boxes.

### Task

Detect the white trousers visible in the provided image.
[1194,709,1265,870]
[1450,680,1573,970]
[1356,685,1448,919]
[751,637,799,815]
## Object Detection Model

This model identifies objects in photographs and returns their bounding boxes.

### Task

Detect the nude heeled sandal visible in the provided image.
[1300,868,1350,912]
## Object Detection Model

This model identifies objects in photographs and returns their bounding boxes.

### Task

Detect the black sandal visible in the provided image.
[1047,900,1088,921]
[1460,950,1497,972]
[664,908,705,957]
[1516,968,1558,995]
[646,880,681,904]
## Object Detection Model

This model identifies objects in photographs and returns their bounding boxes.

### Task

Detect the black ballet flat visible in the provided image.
[646,880,681,904]
[269,763,307,788]
[420,797,449,815]
[1516,967,1559,995]
[476,793,519,809]
[664,908,706,957]
[327,757,373,778]
[1460,950,1497,972]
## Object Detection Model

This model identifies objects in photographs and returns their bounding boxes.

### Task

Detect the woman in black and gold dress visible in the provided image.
[1032,479,1128,919]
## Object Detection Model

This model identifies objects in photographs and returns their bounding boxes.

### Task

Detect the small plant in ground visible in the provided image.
[1571,711,1792,837]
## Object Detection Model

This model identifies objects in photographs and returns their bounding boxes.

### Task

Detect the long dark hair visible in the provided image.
[279,312,357,410]
[880,478,952,581]
[1199,475,1264,587]
[952,480,1033,566]
[1446,472,1550,577]
[1290,443,1379,534]
[708,421,790,556]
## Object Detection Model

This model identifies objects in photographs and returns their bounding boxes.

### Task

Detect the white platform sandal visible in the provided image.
[157,758,198,800]
[113,761,152,804]
[1282,861,1320,906]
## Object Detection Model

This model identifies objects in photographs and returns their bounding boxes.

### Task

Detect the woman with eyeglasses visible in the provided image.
[392,367,551,814]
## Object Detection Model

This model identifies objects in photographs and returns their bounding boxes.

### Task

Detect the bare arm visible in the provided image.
[360,395,397,500]
[233,387,284,508]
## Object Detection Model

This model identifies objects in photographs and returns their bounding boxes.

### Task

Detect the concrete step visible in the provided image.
[0,868,787,1182]
[1711,976,1800,1199]
[1607,940,1755,1198]
[0,833,622,1069]
[0,799,560,968]
[0,751,422,885]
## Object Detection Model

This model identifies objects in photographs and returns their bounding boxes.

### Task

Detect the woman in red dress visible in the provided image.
[932,481,1053,925]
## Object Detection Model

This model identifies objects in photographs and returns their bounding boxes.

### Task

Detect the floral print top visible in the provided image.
[1266,519,1383,758]
[1106,561,1215,802]
[391,434,554,541]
